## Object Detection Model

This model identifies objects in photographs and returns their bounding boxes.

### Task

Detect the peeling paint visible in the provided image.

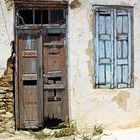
[88,11,93,32]
[112,91,130,112]
[86,40,94,78]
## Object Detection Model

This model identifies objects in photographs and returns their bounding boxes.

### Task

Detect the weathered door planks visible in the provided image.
[15,4,68,129]
[18,29,43,129]
[43,32,68,121]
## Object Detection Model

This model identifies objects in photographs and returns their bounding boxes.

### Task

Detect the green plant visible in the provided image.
[32,131,51,140]
[92,124,104,136]
[80,134,92,140]
[54,121,77,138]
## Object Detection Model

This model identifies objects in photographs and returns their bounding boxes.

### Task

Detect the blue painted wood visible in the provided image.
[95,8,113,88]
[115,9,132,88]
[95,11,99,87]
[110,11,114,88]
[117,59,128,65]
[128,10,132,87]
[100,34,111,40]
[99,58,111,64]
[94,6,133,88]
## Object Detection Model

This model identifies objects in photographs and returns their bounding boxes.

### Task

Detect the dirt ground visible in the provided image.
[1,112,140,140]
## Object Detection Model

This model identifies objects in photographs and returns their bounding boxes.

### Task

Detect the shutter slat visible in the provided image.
[117,59,128,65]
[117,10,128,16]
[100,34,111,40]
[117,83,128,88]
[99,58,111,64]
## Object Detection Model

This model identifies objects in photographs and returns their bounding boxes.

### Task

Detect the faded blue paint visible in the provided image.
[94,6,133,88]
[95,8,113,88]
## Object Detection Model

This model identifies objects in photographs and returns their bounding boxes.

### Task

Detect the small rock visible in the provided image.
[22,131,31,135]
[6,104,13,113]
[0,109,6,114]
[0,127,5,133]
[0,107,6,110]
[0,90,7,94]
[1,112,13,118]
[0,93,6,99]
[0,102,5,107]
[50,131,55,136]
[6,99,13,102]
[0,99,6,102]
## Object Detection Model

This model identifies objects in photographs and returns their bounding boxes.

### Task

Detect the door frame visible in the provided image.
[14,3,69,129]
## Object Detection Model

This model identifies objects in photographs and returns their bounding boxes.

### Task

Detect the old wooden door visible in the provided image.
[18,29,43,129]
[43,32,68,121]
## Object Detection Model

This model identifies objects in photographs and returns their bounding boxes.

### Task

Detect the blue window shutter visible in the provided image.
[114,9,133,88]
[95,8,114,88]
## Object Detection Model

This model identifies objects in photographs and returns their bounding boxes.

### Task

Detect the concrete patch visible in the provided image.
[86,40,94,78]
[112,91,130,112]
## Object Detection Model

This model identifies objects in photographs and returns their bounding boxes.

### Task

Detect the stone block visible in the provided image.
[0,99,6,102]
[6,104,13,113]
[6,99,13,102]
[0,75,13,82]
[0,109,6,114]
[0,102,5,108]
[0,93,6,99]
[0,90,7,94]
[6,92,13,99]
[0,107,5,110]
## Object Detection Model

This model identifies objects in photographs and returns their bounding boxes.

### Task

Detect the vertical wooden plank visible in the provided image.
[99,41,105,58]
[123,65,128,82]
[123,41,128,58]
[117,41,122,58]
[99,65,105,83]
[99,16,105,34]
[123,16,128,33]
[117,16,123,33]
[110,11,114,88]
[37,34,43,128]
[15,31,20,129]
[114,9,117,88]
[95,11,99,87]
[128,10,132,87]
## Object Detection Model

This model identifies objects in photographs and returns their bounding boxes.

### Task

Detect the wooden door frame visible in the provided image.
[14,7,69,130]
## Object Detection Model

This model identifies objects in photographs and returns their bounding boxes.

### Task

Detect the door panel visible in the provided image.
[18,29,43,129]
[23,58,37,74]
[43,33,68,121]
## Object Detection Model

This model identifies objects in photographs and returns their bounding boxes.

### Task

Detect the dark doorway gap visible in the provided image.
[44,118,65,129]
[17,9,65,25]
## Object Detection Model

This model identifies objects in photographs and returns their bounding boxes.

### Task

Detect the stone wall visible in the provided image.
[0,85,14,133]
[0,87,13,114]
